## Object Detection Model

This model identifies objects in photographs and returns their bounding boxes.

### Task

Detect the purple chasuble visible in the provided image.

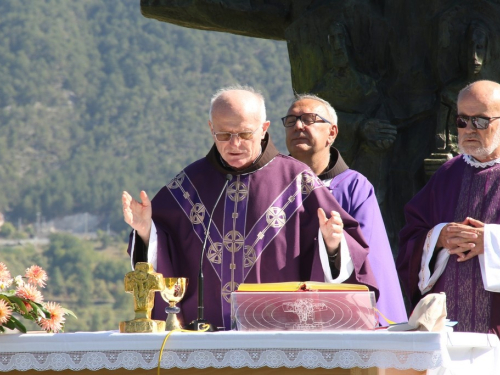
[319,148,407,326]
[130,135,378,330]
[397,155,500,336]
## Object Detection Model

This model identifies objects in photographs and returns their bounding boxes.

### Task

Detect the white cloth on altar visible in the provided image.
[1,330,499,375]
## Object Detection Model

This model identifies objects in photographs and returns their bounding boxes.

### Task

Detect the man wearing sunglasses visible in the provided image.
[398,80,500,336]
[123,86,378,330]
[283,94,407,326]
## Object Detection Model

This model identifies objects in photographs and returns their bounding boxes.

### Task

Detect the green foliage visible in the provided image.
[96,230,112,250]
[1,234,134,332]
[0,222,16,238]
[0,221,31,239]
[94,259,129,282]
[0,0,292,232]
[0,244,45,276]
[44,233,94,307]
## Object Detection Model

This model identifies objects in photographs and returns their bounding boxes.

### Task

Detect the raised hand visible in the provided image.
[122,190,152,245]
[317,208,343,255]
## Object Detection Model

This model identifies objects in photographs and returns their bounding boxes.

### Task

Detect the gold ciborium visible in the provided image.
[160,277,188,331]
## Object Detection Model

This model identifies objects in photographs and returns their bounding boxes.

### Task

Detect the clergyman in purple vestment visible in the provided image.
[123,87,378,330]
[283,94,407,326]
[397,80,500,336]
[318,148,407,326]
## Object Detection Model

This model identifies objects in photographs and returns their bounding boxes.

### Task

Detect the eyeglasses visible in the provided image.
[281,113,331,127]
[456,115,500,130]
[212,128,259,142]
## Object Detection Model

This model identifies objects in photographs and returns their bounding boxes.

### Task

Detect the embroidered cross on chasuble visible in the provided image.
[130,137,376,330]
[167,168,323,328]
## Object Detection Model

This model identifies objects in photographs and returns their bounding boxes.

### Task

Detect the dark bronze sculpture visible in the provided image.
[140,0,500,250]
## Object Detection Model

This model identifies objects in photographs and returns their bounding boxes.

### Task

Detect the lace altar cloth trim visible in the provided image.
[0,348,442,372]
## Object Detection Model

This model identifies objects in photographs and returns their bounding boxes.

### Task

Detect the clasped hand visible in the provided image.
[436,217,485,262]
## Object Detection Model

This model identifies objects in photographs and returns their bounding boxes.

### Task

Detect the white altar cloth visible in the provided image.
[0,330,498,374]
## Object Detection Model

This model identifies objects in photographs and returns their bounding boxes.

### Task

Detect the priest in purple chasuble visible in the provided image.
[283,94,407,326]
[397,80,500,336]
[122,86,378,330]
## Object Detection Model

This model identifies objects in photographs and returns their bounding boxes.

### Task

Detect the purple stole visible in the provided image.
[443,163,500,333]
[167,169,324,328]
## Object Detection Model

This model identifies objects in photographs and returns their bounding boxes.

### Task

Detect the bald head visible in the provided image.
[457,80,500,162]
[208,86,270,170]
[209,86,266,124]
[458,80,500,109]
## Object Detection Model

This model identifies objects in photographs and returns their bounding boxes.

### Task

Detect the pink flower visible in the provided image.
[39,302,65,333]
[16,284,43,304]
[0,299,12,325]
[25,265,48,288]
[0,262,11,283]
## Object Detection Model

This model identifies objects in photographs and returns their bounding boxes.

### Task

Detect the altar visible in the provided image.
[1,330,498,374]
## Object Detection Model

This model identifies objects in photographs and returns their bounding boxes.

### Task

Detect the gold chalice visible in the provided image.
[160,277,188,331]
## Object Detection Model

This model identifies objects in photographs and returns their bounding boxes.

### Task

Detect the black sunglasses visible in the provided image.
[456,115,500,130]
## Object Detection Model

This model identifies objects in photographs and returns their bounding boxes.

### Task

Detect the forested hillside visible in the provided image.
[0,0,292,231]
[1,235,133,332]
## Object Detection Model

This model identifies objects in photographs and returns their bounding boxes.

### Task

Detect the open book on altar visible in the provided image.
[236,281,369,292]
[232,282,377,331]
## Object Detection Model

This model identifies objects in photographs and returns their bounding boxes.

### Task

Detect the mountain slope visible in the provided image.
[0,0,292,230]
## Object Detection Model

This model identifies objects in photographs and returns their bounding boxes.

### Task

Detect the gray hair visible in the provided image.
[290,93,338,125]
[209,85,267,123]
